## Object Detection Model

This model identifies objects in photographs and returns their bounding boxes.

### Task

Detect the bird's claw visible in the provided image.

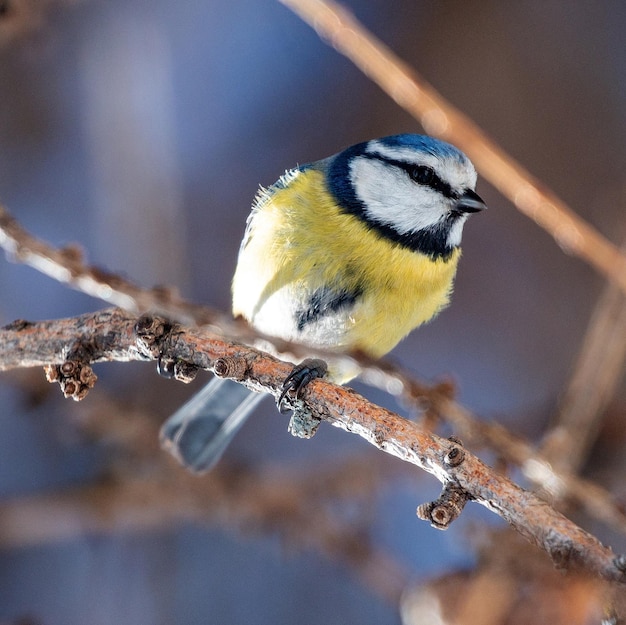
[277,358,328,413]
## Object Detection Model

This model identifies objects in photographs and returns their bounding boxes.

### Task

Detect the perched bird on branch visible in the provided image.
[161,134,486,472]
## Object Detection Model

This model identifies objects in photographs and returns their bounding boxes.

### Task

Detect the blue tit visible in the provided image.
[161,134,486,472]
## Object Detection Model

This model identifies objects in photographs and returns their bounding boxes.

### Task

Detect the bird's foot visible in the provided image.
[277,358,328,412]
[277,358,327,439]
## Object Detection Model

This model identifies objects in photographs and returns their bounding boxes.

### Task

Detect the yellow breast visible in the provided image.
[232,167,460,358]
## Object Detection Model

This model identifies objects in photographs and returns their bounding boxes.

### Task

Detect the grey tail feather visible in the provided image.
[160,377,265,473]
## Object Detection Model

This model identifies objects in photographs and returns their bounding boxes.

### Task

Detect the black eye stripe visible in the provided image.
[367,154,455,199]
[398,162,453,198]
[328,148,461,259]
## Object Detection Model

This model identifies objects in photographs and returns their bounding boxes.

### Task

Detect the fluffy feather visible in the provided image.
[232,166,462,381]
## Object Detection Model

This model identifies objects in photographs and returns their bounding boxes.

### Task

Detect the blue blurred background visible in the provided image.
[1,1,625,623]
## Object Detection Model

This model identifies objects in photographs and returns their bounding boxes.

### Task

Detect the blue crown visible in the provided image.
[371,134,467,162]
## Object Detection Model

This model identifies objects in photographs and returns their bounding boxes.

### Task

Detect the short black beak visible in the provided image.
[455,189,487,213]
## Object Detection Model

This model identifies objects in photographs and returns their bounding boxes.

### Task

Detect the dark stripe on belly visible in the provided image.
[296,286,362,332]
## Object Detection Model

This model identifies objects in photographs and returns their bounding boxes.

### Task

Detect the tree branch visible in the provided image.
[2,203,626,542]
[1,307,624,583]
[0,204,231,328]
[361,362,626,537]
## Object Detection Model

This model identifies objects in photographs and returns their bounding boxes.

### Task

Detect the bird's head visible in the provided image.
[326,134,486,259]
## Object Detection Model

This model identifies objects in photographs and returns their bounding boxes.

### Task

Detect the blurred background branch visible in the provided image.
[0,0,79,44]
[539,241,626,475]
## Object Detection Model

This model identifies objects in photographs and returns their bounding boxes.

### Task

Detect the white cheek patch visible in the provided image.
[350,157,447,234]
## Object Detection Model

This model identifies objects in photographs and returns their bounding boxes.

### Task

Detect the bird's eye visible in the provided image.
[408,165,435,185]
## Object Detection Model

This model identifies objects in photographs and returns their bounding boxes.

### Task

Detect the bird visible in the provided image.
[160,134,486,472]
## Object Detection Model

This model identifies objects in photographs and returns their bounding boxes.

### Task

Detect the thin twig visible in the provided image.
[278,0,626,294]
[0,204,230,328]
[1,308,624,582]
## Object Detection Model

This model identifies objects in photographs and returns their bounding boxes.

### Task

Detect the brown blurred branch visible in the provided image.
[0,454,408,603]
[279,0,626,295]
[401,529,613,625]
[0,0,78,44]
[1,308,625,582]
